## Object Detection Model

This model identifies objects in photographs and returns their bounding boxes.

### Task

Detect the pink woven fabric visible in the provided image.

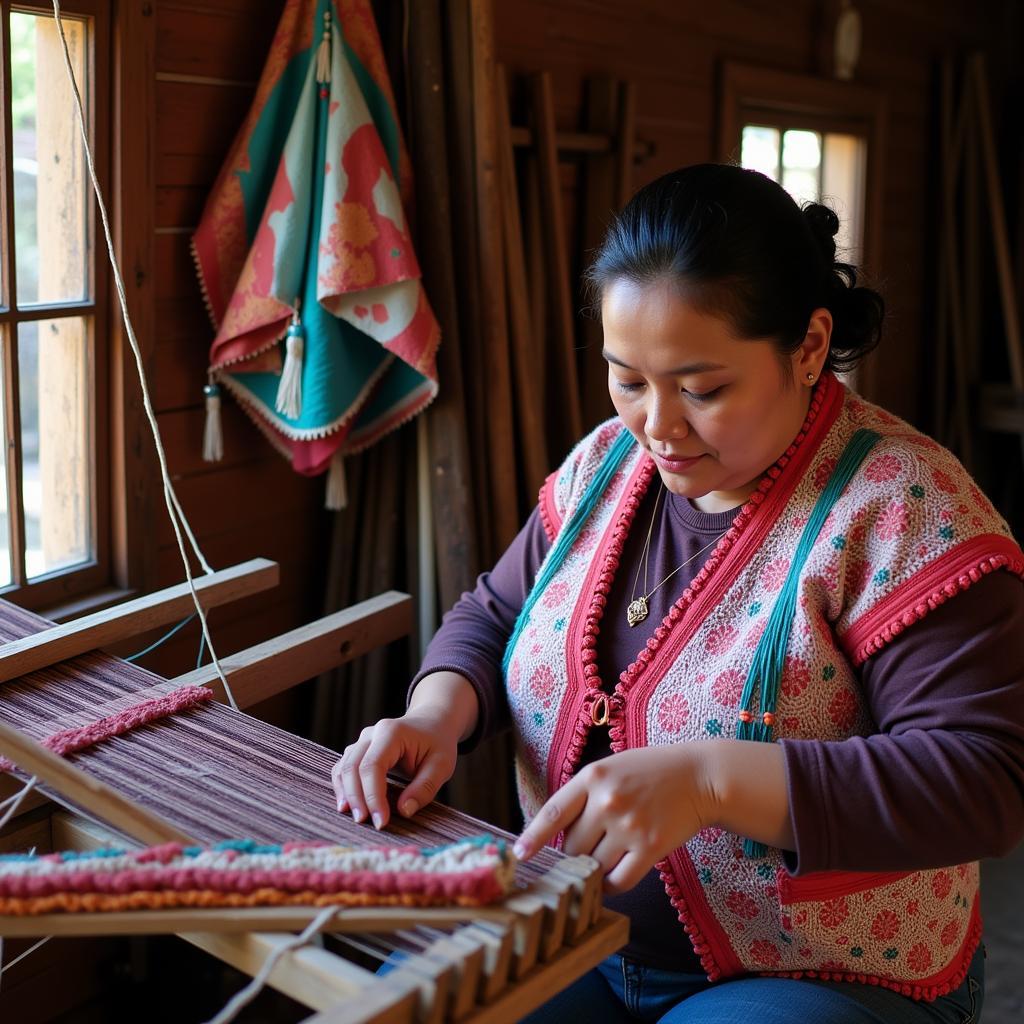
[0,685,214,773]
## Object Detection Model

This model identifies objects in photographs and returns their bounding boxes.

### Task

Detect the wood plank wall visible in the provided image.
[493,0,1020,427]
[128,0,1018,680]
[130,0,330,691]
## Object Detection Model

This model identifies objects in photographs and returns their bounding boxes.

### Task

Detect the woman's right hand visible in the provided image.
[331,699,466,831]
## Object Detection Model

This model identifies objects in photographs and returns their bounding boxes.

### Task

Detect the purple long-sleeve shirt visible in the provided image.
[413,485,1024,969]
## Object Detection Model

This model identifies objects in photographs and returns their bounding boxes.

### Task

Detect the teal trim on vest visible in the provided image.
[737,427,882,857]
[502,429,637,677]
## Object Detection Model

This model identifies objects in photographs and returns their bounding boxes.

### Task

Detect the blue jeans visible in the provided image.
[519,944,985,1024]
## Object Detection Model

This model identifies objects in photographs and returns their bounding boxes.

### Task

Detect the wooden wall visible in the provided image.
[123,0,330,691]
[125,0,1020,676]
[493,0,1021,428]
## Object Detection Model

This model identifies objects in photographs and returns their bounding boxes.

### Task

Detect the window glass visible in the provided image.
[780,129,821,208]
[11,11,89,306]
[19,317,91,578]
[740,125,780,182]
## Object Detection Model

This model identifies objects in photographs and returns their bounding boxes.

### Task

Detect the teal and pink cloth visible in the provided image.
[192,0,439,482]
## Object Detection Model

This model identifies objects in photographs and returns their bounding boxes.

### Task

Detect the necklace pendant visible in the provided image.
[626,596,649,627]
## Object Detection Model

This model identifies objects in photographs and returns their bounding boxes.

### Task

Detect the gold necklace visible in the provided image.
[626,483,726,627]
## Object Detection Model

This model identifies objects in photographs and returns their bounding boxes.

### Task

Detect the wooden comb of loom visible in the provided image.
[0,559,627,1023]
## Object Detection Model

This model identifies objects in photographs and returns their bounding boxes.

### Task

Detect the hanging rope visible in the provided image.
[48,0,239,712]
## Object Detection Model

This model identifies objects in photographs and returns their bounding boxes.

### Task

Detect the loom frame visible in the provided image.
[0,572,628,1022]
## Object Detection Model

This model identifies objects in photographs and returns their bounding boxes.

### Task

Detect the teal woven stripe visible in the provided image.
[737,428,881,859]
[502,430,637,677]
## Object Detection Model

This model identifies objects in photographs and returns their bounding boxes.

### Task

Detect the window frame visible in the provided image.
[0,0,111,611]
[718,60,887,280]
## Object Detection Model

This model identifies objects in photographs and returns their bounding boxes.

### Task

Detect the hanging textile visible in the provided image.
[191,0,439,499]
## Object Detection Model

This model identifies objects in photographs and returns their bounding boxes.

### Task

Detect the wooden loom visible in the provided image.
[0,559,627,1022]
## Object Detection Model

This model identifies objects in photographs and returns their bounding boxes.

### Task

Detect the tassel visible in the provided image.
[203,380,223,462]
[325,451,347,510]
[275,306,305,418]
[315,8,331,85]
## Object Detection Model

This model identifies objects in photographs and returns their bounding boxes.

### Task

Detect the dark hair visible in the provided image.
[586,164,884,373]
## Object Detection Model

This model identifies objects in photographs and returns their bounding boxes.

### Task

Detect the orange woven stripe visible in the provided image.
[0,887,495,917]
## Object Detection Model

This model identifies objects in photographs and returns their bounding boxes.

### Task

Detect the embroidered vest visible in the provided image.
[506,373,1024,1000]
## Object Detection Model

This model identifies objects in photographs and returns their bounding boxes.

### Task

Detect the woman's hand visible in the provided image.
[330,671,480,831]
[512,740,794,893]
[513,745,715,893]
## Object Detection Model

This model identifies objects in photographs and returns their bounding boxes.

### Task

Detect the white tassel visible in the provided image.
[203,381,223,462]
[325,451,347,510]
[275,313,305,419]
[315,9,331,85]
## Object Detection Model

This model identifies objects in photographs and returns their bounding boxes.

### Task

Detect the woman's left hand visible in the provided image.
[512,745,714,894]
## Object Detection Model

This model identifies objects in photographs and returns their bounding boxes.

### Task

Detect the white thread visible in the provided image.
[50,1,238,711]
[202,906,337,1024]
[0,936,51,978]
[0,776,37,832]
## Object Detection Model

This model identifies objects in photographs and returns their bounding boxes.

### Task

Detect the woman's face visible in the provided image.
[602,277,828,512]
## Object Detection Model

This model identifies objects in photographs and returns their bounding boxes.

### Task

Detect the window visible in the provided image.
[740,125,866,264]
[719,61,886,274]
[0,1,109,607]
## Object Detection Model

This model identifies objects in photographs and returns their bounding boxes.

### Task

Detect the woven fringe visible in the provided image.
[325,451,347,510]
[203,385,224,462]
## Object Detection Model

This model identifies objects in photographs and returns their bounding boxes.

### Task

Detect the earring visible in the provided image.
[805,372,816,383]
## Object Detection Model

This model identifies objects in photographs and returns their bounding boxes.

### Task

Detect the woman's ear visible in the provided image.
[793,307,833,383]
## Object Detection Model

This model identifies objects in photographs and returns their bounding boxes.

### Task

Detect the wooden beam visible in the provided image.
[0,558,278,683]
[0,903,522,939]
[171,591,412,708]
[0,720,190,846]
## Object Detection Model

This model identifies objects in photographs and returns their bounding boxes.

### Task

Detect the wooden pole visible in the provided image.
[469,0,520,551]
[496,65,549,496]
[971,53,1024,392]
[940,60,973,468]
[529,71,583,449]
[405,0,481,608]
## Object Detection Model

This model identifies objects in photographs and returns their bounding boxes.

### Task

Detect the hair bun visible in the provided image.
[802,203,840,264]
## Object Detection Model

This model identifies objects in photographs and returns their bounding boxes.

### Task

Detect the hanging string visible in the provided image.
[0,936,52,983]
[201,906,337,1024]
[0,776,37,832]
[49,0,239,712]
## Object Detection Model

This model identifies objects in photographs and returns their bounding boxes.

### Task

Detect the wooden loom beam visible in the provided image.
[172,591,413,708]
[0,718,191,846]
[0,558,279,684]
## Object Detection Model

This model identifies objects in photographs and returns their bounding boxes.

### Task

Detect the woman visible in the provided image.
[332,164,1024,1022]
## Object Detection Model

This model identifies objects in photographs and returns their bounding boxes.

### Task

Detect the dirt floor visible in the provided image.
[980,842,1024,1023]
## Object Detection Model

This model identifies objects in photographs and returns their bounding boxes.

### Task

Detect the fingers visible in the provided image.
[514,780,587,861]
[602,851,646,895]
[358,721,405,829]
[334,729,375,825]
[398,750,452,818]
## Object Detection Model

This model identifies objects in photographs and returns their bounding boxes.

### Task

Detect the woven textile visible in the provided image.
[0,836,515,915]
[191,0,439,474]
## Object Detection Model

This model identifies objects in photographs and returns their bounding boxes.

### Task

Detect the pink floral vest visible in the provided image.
[506,373,1023,1000]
